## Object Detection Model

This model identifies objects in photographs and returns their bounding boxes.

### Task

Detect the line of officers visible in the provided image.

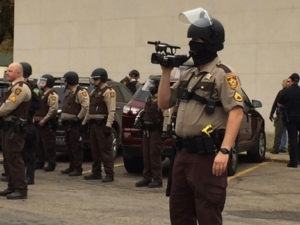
[0,62,118,200]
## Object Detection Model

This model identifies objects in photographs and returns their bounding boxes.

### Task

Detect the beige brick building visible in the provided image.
[14,0,300,141]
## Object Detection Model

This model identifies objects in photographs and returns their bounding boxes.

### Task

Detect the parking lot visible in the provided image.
[0,153,299,225]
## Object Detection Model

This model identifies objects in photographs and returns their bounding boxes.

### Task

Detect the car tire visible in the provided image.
[227,142,238,176]
[111,127,119,160]
[123,156,143,173]
[247,128,266,163]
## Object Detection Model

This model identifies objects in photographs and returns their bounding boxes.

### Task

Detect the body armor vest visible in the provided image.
[2,81,32,120]
[126,81,138,94]
[62,86,83,115]
[142,96,163,122]
[89,86,110,115]
[35,90,55,117]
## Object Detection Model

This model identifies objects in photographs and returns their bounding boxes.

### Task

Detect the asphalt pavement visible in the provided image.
[265,151,290,164]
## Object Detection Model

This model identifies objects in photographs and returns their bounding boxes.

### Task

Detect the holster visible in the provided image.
[172,135,216,154]
[49,117,58,131]
[11,116,27,133]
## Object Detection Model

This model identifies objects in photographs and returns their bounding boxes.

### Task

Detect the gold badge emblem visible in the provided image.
[82,91,88,97]
[234,92,243,102]
[226,74,239,89]
[15,88,22,95]
[205,73,212,80]
[110,92,115,98]
[51,96,56,102]
[10,96,16,103]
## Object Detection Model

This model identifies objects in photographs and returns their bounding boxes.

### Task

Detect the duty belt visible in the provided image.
[89,118,107,126]
[172,135,216,155]
[143,121,162,132]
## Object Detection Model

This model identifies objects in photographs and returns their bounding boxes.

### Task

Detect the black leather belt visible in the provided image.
[173,135,216,154]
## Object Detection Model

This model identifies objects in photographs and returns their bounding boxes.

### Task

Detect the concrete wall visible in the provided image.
[14,0,300,139]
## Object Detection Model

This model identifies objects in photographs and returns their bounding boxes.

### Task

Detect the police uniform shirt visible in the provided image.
[38,89,59,122]
[86,83,116,128]
[278,84,300,117]
[168,57,244,138]
[61,85,89,121]
[0,77,32,121]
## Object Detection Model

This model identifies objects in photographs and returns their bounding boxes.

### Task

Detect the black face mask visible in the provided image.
[189,41,217,67]
[149,87,158,95]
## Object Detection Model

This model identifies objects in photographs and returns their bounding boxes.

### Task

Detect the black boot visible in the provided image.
[43,163,56,172]
[0,174,7,182]
[35,162,45,170]
[102,175,114,182]
[0,188,14,196]
[135,178,151,187]
[84,173,102,180]
[69,169,82,176]
[6,190,27,200]
[148,181,163,188]
[26,177,35,185]
[61,167,73,174]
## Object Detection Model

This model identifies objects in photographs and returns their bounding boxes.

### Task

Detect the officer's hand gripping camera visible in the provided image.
[148,41,190,67]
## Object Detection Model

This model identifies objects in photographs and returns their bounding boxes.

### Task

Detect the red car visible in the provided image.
[122,68,266,176]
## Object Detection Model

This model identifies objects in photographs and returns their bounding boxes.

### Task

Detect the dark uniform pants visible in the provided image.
[142,130,163,182]
[90,123,114,176]
[36,123,56,166]
[286,122,300,165]
[169,148,227,225]
[272,112,286,151]
[2,127,27,191]
[22,123,37,179]
[64,125,83,170]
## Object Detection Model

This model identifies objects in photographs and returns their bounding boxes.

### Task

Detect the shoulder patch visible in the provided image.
[225,74,239,89]
[15,88,22,95]
[33,88,40,95]
[234,92,243,102]
[110,91,115,98]
[81,90,88,97]
[51,96,57,102]
[10,96,16,103]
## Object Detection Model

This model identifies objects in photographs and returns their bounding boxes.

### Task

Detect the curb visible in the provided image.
[265,157,289,164]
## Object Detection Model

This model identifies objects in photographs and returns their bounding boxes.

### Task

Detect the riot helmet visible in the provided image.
[129,70,140,79]
[62,71,79,86]
[20,62,32,78]
[142,75,160,96]
[39,74,55,90]
[179,8,224,52]
[90,68,108,85]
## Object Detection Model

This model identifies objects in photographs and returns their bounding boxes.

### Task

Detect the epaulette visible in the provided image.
[216,62,232,73]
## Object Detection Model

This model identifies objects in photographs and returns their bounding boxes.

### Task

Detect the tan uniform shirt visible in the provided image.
[169,57,244,138]
[61,85,89,121]
[0,77,32,121]
[84,83,116,127]
[34,89,59,122]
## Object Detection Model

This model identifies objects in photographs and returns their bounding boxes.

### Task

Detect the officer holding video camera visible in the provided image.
[157,8,244,225]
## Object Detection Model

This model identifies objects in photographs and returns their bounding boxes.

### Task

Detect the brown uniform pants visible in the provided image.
[90,123,114,176]
[2,127,27,191]
[36,123,56,165]
[169,148,227,225]
[142,130,163,182]
[64,125,83,170]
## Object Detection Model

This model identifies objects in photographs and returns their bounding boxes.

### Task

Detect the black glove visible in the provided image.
[269,115,274,122]
[104,126,111,137]
[71,117,82,126]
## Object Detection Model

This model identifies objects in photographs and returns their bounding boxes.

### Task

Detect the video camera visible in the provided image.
[148,41,189,67]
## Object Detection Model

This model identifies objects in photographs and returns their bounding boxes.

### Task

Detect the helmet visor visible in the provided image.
[179,8,213,28]
[141,79,155,92]
[38,77,47,88]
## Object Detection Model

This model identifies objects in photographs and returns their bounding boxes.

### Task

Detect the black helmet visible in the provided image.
[180,8,224,52]
[91,68,108,82]
[129,69,140,78]
[20,62,32,78]
[40,74,55,88]
[63,71,79,85]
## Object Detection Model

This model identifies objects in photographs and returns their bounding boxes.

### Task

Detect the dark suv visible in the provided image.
[122,70,266,176]
[54,78,133,159]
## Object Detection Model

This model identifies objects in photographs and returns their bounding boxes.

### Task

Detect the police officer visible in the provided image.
[126,69,142,94]
[0,62,32,199]
[34,74,59,172]
[134,76,164,188]
[83,68,116,182]
[157,8,244,224]
[278,73,300,168]
[270,79,289,154]
[60,71,89,176]
[20,62,41,185]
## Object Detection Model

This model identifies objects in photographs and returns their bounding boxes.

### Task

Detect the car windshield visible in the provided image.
[132,84,150,102]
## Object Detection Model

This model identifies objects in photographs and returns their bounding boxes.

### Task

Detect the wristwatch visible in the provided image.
[219,148,230,154]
